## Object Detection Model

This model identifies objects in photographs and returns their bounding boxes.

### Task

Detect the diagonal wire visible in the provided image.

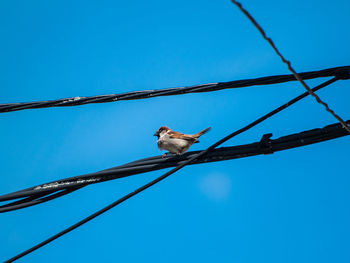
[230,0,350,133]
[4,77,341,262]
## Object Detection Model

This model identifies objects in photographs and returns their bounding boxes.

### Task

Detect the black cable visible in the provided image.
[0,187,82,213]
[1,66,349,113]
[0,77,339,205]
[5,77,345,262]
[1,117,349,213]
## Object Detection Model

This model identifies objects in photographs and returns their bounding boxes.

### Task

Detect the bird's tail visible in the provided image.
[195,127,211,138]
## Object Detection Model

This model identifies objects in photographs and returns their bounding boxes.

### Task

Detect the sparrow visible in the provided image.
[154,126,211,156]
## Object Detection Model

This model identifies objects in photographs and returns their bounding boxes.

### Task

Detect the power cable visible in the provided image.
[1,117,349,213]
[0,187,83,213]
[0,66,349,113]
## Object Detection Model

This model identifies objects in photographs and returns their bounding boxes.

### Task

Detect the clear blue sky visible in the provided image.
[1,0,349,262]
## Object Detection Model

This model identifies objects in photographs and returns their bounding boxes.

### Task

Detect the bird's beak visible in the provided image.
[153,132,159,137]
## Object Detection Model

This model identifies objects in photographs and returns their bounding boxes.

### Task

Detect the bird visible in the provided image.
[154,126,211,156]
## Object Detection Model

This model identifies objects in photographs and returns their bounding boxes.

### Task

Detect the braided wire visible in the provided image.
[1,66,349,113]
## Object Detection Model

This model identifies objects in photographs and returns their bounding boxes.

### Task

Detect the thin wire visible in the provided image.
[1,66,349,113]
[231,0,350,133]
[5,77,341,262]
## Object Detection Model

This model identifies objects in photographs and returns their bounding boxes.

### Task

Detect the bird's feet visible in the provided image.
[162,152,182,158]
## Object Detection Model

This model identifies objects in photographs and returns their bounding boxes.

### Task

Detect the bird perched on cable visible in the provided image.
[154,126,211,156]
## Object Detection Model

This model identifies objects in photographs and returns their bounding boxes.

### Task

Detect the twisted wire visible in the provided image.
[1,66,349,113]
[1,117,348,213]
[231,0,350,133]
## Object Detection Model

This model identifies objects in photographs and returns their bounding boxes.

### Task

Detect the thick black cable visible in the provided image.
[4,77,344,262]
[0,66,349,113]
[1,117,349,213]
[0,187,82,213]
[0,77,339,205]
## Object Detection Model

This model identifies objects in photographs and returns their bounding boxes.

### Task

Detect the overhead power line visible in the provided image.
[1,118,349,213]
[0,76,342,211]
[231,0,350,133]
[3,2,350,261]
[0,76,339,210]
[0,65,349,113]
[5,81,350,262]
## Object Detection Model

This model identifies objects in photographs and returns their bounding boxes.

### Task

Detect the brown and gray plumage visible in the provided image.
[154,126,211,155]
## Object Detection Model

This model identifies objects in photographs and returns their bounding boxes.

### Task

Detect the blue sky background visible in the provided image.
[1,0,349,262]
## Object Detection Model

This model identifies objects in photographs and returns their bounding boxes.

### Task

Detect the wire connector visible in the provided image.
[258,133,273,154]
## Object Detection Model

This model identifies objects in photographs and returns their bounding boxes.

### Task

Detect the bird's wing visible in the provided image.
[168,131,197,142]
